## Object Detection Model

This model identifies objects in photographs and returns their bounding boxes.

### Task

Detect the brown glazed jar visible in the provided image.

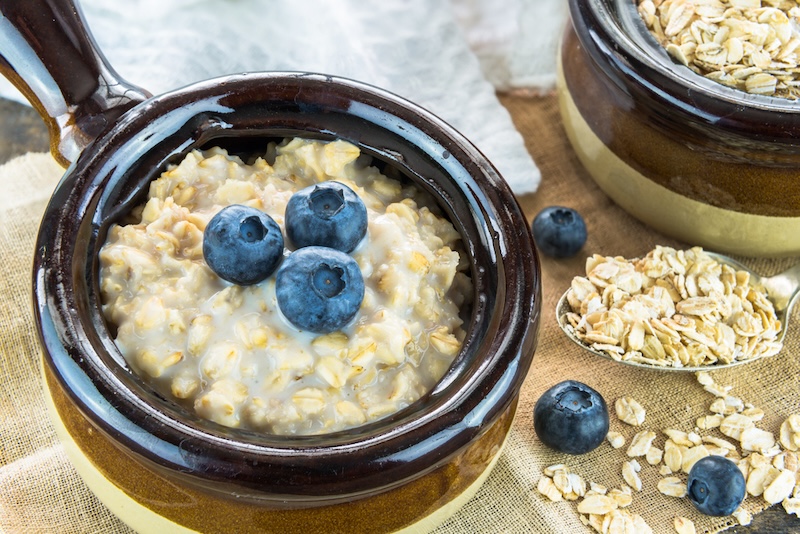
[0,1,541,533]
[559,0,800,257]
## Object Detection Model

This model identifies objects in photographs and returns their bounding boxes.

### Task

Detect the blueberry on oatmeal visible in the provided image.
[203,204,284,285]
[276,246,365,334]
[285,181,368,253]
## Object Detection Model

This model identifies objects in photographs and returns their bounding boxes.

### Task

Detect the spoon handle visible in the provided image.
[0,0,149,166]
[764,264,800,314]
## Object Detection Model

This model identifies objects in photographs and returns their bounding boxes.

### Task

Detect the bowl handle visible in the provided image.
[0,0,150,166]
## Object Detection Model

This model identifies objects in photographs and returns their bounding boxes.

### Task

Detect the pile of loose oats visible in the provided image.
[537,463,653,533]
[655,372,799,526]
[636,0,800,99]
[563,246,782,368]
[536,373,800,533]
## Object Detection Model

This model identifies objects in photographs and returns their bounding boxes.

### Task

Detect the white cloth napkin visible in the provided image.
[0,0,570,195]
[452,0,569,92]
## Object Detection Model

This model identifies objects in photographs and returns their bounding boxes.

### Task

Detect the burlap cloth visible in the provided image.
[1,93,798,533]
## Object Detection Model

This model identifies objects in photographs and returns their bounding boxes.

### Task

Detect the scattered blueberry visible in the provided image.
[285,181,368,253]
[275,246,365,333]
[203,204,284,285]
[532,206,587,258]
[687,456,746,516]
[533,380,609,455]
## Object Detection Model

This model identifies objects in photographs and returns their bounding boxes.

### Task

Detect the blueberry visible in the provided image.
[533,380,609,455]
[285,181,368,253]
[687,456,746,516]
[203,205,284,285]
[532,206,587,258]
[275,246,364,333]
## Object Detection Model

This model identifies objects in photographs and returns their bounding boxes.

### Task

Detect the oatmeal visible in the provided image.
[637,0,800,99]
[563,246,782,368]
[99,138,472,435]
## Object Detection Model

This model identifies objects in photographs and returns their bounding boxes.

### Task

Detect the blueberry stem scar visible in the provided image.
[312,264,346,298]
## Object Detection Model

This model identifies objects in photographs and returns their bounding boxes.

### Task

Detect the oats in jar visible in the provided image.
[99,137,473,435]
[636,0,800,99]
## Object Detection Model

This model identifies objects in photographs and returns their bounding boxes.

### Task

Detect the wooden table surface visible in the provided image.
[1,96,795,534]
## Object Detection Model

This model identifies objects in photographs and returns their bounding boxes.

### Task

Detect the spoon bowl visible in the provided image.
[556,252,800,371]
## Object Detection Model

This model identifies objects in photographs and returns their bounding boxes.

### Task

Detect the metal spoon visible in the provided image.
[556,252,800,371]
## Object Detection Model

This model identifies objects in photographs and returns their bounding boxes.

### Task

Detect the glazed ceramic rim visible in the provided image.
[574,0,800,136]
[33,72,540,503]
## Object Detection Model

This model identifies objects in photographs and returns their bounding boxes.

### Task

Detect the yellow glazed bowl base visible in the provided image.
[43,360,509,534]
[557,58,800,257]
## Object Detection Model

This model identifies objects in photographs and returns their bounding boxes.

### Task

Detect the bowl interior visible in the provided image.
[588,0,800,112]
[93,130,486,446]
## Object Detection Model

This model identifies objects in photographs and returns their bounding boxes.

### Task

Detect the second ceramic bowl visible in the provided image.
[559,0,800,257]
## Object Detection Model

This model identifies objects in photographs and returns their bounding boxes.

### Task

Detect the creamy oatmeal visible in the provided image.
[99,138,472,435]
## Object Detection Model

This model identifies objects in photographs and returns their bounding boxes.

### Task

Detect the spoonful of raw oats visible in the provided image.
[556,246,799,371]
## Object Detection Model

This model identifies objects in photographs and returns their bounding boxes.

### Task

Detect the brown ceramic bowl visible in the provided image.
[559,0,800,257]
[2,2,540,533]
